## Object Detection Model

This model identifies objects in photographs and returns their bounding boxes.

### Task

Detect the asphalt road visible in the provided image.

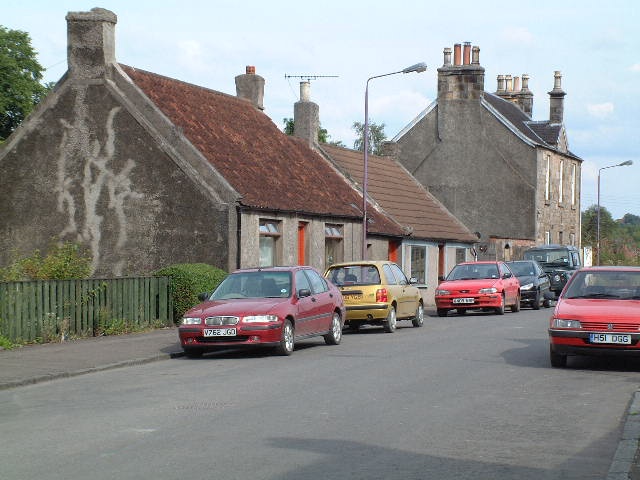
[1,307,639,480]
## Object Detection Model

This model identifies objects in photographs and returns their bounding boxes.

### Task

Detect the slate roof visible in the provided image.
[320,144,477,243]
[482,92,581,161]
[120,65,403,236]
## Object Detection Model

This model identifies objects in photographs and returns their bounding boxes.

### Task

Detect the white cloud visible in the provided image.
[630,64,640,72]
[587,102,614,119]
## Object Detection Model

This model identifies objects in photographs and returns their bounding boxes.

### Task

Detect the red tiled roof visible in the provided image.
[120,65,403,236]
[321,144,477,243]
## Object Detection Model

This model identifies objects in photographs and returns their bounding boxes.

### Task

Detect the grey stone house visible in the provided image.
[390,42,583,261]
[291,81,478,293]
[0,8,406,277]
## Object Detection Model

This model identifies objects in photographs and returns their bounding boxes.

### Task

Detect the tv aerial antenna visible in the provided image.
[284,74,339,81]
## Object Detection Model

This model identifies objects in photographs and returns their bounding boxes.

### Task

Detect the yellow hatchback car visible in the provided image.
[324,261,424,332]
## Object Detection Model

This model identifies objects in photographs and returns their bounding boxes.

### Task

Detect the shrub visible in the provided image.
[154,263,227,324]
[0,241,92,281]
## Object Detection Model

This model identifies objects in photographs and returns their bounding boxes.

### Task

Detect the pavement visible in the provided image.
[0,327,639,479]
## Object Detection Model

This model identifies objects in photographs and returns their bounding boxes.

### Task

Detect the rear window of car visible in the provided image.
[327,265,381,286]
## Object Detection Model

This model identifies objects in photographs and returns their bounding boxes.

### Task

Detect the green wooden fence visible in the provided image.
[0,277,173,342]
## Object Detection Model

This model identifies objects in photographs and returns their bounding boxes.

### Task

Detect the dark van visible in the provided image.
[522,244,581,298]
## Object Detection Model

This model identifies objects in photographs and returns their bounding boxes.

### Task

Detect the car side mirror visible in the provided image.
[197,292,210,301]
[503,272,512,279]
[409,277,418,284]
[298,288,312,298]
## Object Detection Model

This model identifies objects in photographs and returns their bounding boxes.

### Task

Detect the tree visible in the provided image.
[0,25,50,141]
[282,118,345,146]
[621,213,640,226]
[352,120,387,155]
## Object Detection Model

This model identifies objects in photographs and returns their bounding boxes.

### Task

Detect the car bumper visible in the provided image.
[344,303,391,321]
[549,329,640,356]
[435,295,503,310]
[178,324,282,350]
[519,290,538,303]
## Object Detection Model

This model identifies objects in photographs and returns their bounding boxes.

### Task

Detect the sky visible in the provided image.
[4,0,639,219]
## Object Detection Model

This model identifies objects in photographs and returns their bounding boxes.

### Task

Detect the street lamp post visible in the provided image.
[596,160,633,265]
[362,62,427,259]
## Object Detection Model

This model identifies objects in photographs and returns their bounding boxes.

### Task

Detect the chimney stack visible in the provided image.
[293,81,320,146]
[548,70,566,123]
[518,74,533,117]
[437,41,485,101]
[235,65,265,110]
[66,8,117,79]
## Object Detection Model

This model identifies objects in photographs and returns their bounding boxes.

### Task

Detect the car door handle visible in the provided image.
[311,297,317,302]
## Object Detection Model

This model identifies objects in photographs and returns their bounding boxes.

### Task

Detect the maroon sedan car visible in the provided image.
[178,266,345,357]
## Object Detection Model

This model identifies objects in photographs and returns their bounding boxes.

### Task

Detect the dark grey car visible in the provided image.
[506,260,552,309]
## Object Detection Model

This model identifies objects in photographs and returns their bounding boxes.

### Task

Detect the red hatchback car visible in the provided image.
[178,266,345,357]
[434,261,521,316]
[548,266,640,367]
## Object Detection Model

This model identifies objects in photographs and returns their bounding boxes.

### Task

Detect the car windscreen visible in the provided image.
[447,264,499,280]
[211,271,292,299]
[507,262,536,277]
[563,271,640,300]
[326,265,381,286]
[523,249,570,266]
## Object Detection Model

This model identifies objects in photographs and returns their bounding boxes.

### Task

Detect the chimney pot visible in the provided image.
[521,74,530,91]
[299,81,310,102]
[471,46,480,65]
[513,76,521,92]
[497,75,506,93]
[505,75,513,92]
[453,43,462,66]
[245,65,255,74]
[463,42,471,65]
[443,47,452,66]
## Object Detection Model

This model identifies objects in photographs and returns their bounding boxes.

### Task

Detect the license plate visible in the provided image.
[204,328,236,337]
[589,333,631,345]
[343,294,363,300]
[453,297,475,304]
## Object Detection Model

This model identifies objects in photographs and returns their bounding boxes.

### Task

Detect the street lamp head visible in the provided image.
[619,160,633,166]
[402,62,428,74]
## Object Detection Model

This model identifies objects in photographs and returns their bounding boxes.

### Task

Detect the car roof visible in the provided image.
[575,266,640,273]
[326,261,396,268]
[456,261,499,265]
[525,244,578,250]
[232,266,308,273]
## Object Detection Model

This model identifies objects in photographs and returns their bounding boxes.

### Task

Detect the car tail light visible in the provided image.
[376,288,388,303]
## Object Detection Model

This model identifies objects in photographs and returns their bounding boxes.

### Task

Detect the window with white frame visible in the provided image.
[324,224,343,268]
[409,245,427,284]
[545,155,551,202]
[571,163,576,206]
[558,160,564,204]
[259,220,281,267]
[545,231,551,244]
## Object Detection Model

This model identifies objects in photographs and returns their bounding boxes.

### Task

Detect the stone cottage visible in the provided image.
[389,42,583,260]
[0,8,405,277]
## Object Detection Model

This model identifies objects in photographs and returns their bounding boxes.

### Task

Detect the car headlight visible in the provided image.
[520,283,534,291]
[182,317,202,325]
[553,274,561,282]
[435,289,450,296]
[243,315,279,323]
[479,287,498,294]
[552,318,582,328]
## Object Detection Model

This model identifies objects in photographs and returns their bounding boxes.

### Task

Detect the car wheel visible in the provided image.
[532,290,541,310]
[184,348,203,359]
[324,312,343,345]
[412,303,424,327]
[511,293,521,312]
[349,322,361,332]
[543,298,552,308]
[383,306,397,333]
[549,346,567,368]
[495,294,505,315]
[275,319,294,356]
[437,308,448,317]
